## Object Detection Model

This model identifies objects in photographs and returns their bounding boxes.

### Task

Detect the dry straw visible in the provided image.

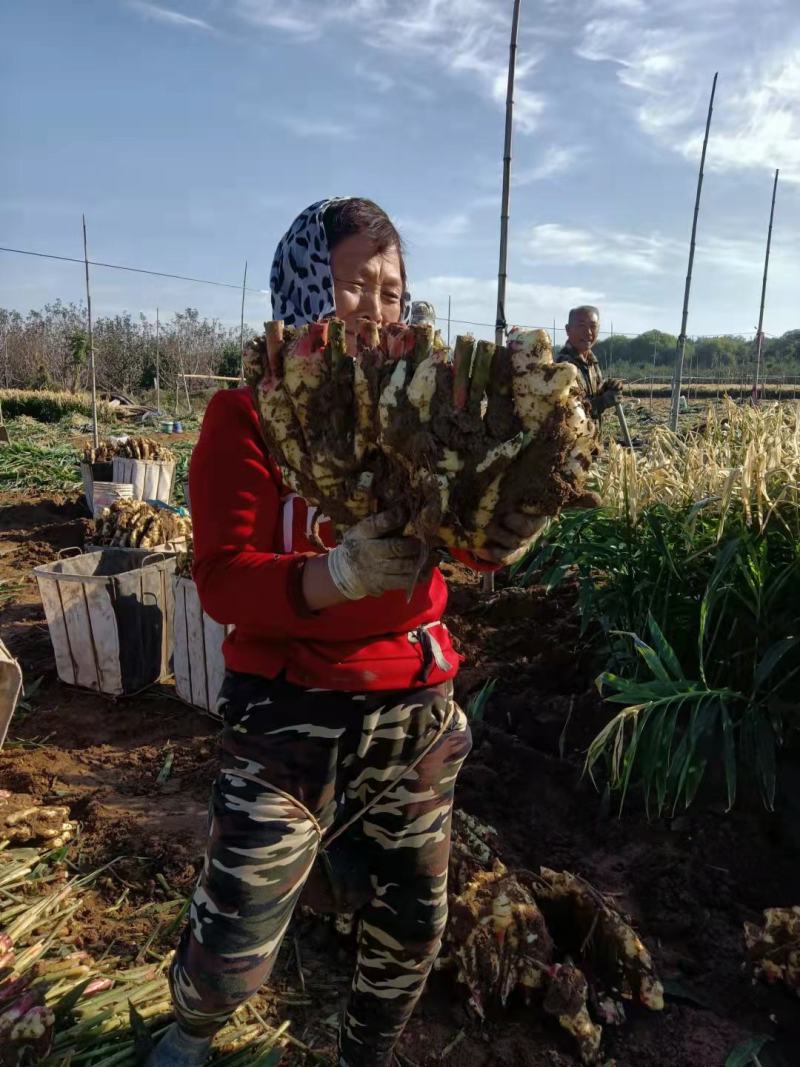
[0,842,291,1065]
[0,389,117,423]
[600,399,800,531]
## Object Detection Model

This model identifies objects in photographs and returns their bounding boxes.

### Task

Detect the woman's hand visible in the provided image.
[472,513,550,567]
[302,509,426,610]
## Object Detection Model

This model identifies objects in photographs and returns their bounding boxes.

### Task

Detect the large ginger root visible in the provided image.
[745,906,800,994]
[245,318,598,551]
[92,499,191,550]
[532,867,665,1014]
[444,812,661,1065]
[0,792,75,849]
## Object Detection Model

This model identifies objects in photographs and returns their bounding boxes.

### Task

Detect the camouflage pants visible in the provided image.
[169,671,472,1067]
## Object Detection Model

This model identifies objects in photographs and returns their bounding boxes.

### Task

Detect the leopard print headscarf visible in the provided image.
[270,197,411,326]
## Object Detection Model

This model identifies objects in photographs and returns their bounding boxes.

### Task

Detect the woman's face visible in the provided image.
[330,232,404,349]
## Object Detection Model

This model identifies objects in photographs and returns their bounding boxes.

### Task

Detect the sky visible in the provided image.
[1,0,799,344]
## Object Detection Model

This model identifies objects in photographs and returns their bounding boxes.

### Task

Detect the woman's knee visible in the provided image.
[201,773,322,914]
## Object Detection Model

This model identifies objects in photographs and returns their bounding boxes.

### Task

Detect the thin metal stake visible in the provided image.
[155,307,161,414]
[82,214,99,447]
[239,260,248,381]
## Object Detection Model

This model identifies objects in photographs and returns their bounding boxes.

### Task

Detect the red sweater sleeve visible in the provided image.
[190,389,332,637]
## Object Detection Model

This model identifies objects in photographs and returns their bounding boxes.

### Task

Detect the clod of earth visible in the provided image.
[744,906,800,995]
[443,811,663,1065]
[92,499,192,550]
[0,791,76,849]
[245,318,599,550]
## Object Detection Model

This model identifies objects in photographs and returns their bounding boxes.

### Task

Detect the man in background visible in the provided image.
[557,305,622,422]
[409,300,436,327]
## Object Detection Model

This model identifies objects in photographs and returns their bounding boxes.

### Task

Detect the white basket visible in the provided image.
[173,576,230,714]
[0,639,23,750]
[92,481,134,519]
[34,549,176,696]
[112,457,175,504]
[80,461,115,511]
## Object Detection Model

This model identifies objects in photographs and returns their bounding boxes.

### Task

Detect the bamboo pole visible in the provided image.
[82,214,99,448]
[155,307,161,414]
[753,168,779,401]
[494,0,521,348]
[485,0,522,596]
[239,260,248,381]
[670,73,718,432]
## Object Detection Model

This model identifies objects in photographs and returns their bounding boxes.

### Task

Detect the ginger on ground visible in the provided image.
[444,811,662,1065]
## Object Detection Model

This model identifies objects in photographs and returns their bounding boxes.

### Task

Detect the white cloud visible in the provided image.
[574,2,800,182]
[353,62,395,94]
[412,275,604,336]
[696,233,792,278]
[515,146,579,184]
[681,53,800,183]
[398,213,471,247]
[525,222,673,274]
[410,274,658,341]
[233,0,546,134]
[593,0,644,11]
[524,220,793,282]
[127,1,214,31]
[278,117,356,139]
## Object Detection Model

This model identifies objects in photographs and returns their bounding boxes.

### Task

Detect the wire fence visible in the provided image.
[0,241,773,340]
[1,241,792,407]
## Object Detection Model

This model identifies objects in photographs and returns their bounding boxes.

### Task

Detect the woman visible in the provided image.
[150,197,542,1067]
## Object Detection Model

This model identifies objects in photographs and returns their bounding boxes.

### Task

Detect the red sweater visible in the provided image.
[190,388,495,692]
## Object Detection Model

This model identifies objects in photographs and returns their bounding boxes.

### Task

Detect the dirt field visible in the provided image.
[1,488,798,1066]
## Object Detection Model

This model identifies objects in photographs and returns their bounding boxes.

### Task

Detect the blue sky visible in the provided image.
[2,0,798,344]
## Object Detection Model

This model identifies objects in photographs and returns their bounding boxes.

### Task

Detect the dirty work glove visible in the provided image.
[592,388,619,416]
[145,1024,212,1066]
[594,377,624,414]
[326,509,426,600]
[475,512,551,566]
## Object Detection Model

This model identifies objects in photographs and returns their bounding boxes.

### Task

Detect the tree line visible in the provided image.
[0,301,252,396]
[2,303,800,394]
[595,328,800,378]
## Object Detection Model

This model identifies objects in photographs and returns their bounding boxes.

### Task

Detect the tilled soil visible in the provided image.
[1,492,799,1066]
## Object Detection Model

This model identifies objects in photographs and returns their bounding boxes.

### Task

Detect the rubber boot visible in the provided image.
[145,1023,213,1066]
